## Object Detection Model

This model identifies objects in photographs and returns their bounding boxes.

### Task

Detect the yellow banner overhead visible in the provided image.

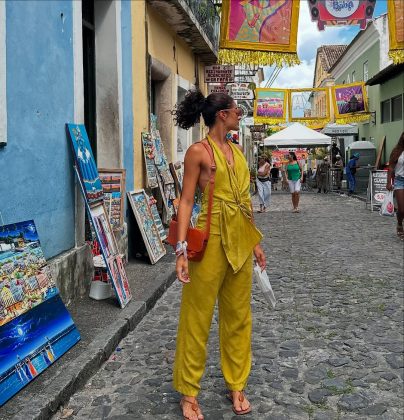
[253,88,288,124]
[288,88,330,125]
[388,0,404,64]
[331,82,371,124]
[219,0,300,67]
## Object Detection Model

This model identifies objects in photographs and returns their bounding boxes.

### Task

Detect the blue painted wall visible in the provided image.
[0,1,75,258]
[121,0,134,197]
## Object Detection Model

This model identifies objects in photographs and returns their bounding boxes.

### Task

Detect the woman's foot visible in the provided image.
[227,391,252,415]
[180,397,204,420]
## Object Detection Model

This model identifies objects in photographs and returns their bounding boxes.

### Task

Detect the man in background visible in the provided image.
[316,156,330,193]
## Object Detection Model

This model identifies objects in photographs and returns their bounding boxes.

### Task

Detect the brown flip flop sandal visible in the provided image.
[180,397,204,420]
[226,391,252,415]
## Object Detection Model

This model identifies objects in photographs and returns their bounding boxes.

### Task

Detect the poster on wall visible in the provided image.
[331,82,369,123]
[254,89,288,124]
[308,0,376,31]
[219,0,300,66]
[141,133,158,188]
[387,0,404,64]
[66,124,103,203]
[0,220,80,406]
[75,168,132,308]
[98,169,126,231]
[127,190,166,264]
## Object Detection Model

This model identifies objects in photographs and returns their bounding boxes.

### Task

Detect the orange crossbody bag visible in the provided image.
[167,141,216,261]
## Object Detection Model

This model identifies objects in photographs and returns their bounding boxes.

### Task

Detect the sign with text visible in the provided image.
[204,65,235,83]
[208,84,229,95]
[249,125,267,133]
[367,170,388,210]
[227,83,255,100]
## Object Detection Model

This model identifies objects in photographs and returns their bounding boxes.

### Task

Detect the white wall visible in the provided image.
[0,1,6,146]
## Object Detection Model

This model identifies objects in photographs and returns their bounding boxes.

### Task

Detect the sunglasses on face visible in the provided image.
[218,107,244,117]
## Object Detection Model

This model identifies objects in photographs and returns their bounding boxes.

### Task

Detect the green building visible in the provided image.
[329,14,403,164]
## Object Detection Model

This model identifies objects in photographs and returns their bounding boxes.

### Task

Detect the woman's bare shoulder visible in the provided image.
[184,141,208,161]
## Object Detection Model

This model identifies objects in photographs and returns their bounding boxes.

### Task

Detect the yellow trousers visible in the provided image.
[173,234,253,396]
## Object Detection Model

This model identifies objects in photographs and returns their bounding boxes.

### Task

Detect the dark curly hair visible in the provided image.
[173,89,233,129]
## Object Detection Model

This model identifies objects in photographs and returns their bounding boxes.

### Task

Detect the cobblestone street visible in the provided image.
[55,193,403,420]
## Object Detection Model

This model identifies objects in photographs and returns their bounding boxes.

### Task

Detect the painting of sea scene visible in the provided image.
[255,89,286,119]
[66,123,103,203]
[0,295,80,406]
[0,221,58,326]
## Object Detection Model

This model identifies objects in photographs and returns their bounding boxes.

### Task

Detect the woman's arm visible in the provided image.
[175,144,202,283]
[386,162,395,191]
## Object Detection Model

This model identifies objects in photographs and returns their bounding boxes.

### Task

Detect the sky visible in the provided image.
[262,0,388,89]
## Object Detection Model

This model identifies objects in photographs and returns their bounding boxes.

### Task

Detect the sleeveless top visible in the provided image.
[196,136,263,273]
[287,162,301,181]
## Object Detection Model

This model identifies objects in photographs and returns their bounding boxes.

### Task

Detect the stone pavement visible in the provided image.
[53,193,403,420]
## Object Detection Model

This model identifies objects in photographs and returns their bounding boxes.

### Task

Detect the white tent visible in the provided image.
[263,122,332,147]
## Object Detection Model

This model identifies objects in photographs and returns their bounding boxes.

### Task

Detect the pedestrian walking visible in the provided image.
[270,163,280,190]
[172,89,266,419]
[346,152,360,195]
[334,155,344,191]
[256,156,271,212]
[316,156,330,193]
[386,132,404,239]
[286,152,303,212]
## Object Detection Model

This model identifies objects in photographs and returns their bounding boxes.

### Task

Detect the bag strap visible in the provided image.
[199,139,216,240]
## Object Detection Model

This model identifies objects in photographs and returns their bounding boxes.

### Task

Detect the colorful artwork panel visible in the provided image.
[288,88,330,123]
[127,190,166,265]
[169,161,184,197]
[75,168,131,308]
[141,133,158,188]
[98,169,126,231]
[254,89,287,123]
[332,82,368,118]
[0,221,58,326]
[145,193,166,242]
[219,0,300,66]
[0,295,80,406]
[387,0,404,63]
[66,124,103,203]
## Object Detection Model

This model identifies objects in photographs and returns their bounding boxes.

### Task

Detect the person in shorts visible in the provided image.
[286,152,303,212]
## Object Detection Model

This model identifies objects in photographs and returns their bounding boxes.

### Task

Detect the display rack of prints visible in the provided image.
[141,133,158,188]
[169,161,184,196]
[75,168,132,308]
[145,193,166,241]
[127,190,166,264]
[0,220,80,406]
[98,169,126,231]
[66,124,103,203]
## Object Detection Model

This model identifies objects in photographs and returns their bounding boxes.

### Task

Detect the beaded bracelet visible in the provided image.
[175,241,188,260]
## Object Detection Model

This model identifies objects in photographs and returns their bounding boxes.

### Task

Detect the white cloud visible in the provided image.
[262,1,357,89]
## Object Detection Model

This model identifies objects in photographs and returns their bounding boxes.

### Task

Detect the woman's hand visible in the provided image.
[176,255,190,284]
[254,244,266,271]
[386,182,393,191]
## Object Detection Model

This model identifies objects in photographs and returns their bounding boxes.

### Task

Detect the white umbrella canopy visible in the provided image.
[263,122,332,147]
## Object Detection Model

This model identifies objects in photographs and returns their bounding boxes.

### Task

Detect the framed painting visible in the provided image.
[169,161,184,197]
[254,88,288,124]
[0,220,80,406]
[145,193,166,241]
[141,132,158,188]
[66,123,103,203]
[127,190,166,264]
[98,168,126,231]
[332,82,368,119]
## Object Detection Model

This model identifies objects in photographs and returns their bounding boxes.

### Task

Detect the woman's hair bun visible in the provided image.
[172,89,206,130]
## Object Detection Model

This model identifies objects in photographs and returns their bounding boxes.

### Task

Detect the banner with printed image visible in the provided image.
[254,88,288,124]
[219,0,300,66]
[387,0,404,64]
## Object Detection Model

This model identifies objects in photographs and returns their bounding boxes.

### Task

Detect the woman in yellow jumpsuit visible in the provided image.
[172,89,266,419]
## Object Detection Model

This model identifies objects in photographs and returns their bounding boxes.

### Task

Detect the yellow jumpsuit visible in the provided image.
[173,136,263,396]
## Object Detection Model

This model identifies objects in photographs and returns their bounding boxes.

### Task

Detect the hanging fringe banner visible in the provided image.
[387,0,404,64]
[254,88,288,124]
[331,82,371,124]
[218,0,300,67]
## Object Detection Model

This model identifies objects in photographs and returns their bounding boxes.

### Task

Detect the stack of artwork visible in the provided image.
[66,124,132,308]
[0,220,80,406]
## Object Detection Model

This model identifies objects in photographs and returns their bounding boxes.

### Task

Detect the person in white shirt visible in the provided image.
[256,156,271,212]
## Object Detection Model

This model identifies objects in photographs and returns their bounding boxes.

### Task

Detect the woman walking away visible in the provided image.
[256,156,271,212]
[172,89,266,419]
[386,132,404,240]
[286,152,303,212]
